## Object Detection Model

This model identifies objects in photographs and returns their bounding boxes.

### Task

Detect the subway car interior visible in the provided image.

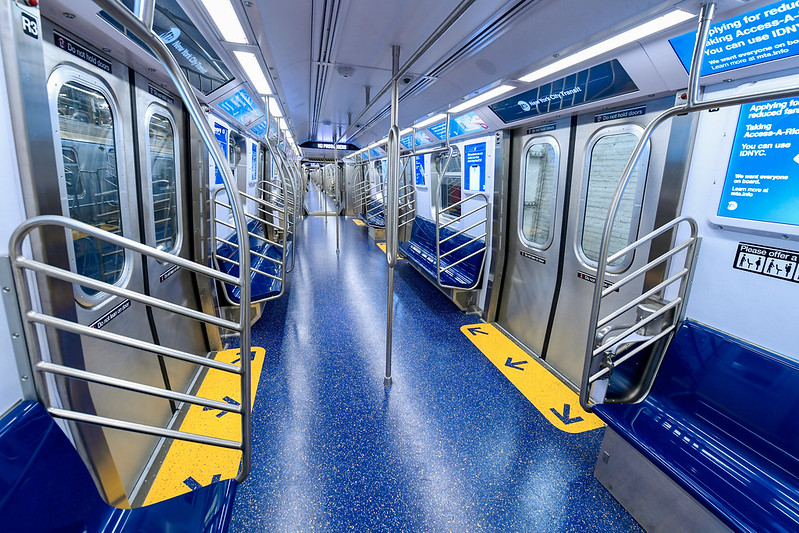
[1,0,798,531]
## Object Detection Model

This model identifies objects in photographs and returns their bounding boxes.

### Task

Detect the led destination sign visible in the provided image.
[718,96,799,227]
[670,0,799,76]
[489,60,637,124]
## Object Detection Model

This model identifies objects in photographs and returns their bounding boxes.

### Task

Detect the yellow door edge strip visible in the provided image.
[143,346,267,505]
[461,323,603,434]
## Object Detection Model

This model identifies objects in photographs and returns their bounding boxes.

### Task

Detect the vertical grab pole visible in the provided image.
[688,3,716,107]
[385,45,401,386]
[335,132,340,252]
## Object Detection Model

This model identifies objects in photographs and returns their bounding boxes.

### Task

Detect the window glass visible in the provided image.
[433,148,462,217]
[57,81,125,294]
[521,140,558,247]
[581,131,648,267]
[148,113,179,254]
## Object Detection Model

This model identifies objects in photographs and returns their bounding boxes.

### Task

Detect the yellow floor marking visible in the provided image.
[144,347,266,504]
[375,241,404,258]
[461,323,603,434]
[352,218,367,226]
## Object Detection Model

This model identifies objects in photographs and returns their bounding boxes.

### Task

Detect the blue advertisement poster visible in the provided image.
[414,155,426,187]
[464,142,486,192]
[401,135,414,149]
[718,96,799,226]
[670,1,799,76]
[218,89,264,126]
[428,112,490,141]
[251,142,258,182]
[489,59,637,124]
[213,122,228,185]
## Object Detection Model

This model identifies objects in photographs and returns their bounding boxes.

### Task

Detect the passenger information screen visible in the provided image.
[718,96,799,226]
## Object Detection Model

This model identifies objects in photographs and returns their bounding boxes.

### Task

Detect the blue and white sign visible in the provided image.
[414,155,426,187]
[670,1,799,76]
[464,142,486,192]
[401,135,414,150]
[250,120,268,138]
[251,142,258,182]
[489,60,637,123]
[213,122,228,185]
[415,130,433,146]
[218,89,264,126]
[718,96,799,227]
[428,112,490,141]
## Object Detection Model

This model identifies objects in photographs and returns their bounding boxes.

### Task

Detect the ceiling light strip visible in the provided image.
[519,9,693,84]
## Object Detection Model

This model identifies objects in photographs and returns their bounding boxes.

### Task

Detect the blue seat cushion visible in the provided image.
[595,321,799,533]
[0,401,237,532]
[216,219,283,304]
[399,217,484,289]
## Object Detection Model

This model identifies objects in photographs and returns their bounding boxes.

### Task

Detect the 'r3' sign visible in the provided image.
[22,11,39,39]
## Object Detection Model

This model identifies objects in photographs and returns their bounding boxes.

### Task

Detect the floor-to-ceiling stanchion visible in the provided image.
[384,45,401,386]
[335,130,340,253]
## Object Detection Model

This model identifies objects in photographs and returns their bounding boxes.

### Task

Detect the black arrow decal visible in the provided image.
[504,357,528,371]
[550,404,583,425]
[466,325,489,336]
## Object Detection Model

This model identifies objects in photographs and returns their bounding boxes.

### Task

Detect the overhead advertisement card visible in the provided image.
[718,96,799,226]
[670,1,799,76]
[489,60,637,123]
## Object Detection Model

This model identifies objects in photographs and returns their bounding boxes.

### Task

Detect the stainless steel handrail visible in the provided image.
[213,185,287,306]
[9,216,251,470]
[434,186,489,291]
[580,1,799,411]
[93,0,252,481]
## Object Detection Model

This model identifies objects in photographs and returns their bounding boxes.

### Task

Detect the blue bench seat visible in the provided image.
[0,401,237,532]
[398,216,485,290]
[216,219,283,304]
[595,321,799,533]
[357,201,385,228]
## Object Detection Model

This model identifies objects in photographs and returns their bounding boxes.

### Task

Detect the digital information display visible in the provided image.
[464,142,486,192]
[489,60,637,123]
[670,0,799,76]
[717,96,799,227]
[218,89,263,126]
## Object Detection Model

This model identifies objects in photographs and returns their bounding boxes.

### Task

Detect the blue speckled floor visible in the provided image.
[229,203,642,531]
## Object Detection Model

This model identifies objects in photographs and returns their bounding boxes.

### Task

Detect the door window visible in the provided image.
[520,138,559,248]
[56,80,126,295]
[147,111,181,255]
[580,128,649,269]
